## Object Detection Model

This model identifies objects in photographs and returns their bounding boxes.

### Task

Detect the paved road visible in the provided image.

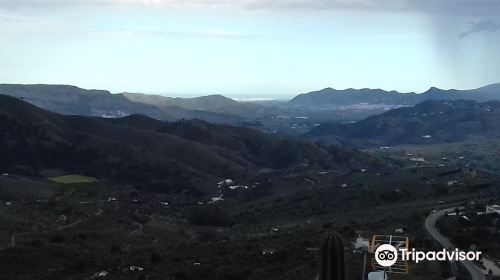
[424,208,486,280]
[482,258,500,276]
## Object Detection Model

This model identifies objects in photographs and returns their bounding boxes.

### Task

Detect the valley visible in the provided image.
[1,85,500,279]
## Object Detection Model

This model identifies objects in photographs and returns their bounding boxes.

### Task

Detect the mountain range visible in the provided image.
[0,84,252,125]
[289,83,500,108]
[3,83,500,125]
[307,99,500,147]
[3,82,500,140]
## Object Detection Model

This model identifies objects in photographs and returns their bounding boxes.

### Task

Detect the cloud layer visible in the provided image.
[459,20,500,38]
[1,0,499,16]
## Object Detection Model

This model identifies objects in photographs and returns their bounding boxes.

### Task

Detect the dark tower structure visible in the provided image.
[320,232,346,280]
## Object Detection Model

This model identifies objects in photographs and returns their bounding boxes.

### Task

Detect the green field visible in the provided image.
[49,175,98,184]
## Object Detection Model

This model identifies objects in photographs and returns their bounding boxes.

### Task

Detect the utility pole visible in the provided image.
[361,251,367,280]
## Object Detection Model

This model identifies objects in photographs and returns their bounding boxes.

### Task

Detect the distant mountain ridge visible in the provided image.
[4,83,500,134]
[307,99,500,147]
[289,83,500,107]
[0,84,253,124]
[123,92,264,117]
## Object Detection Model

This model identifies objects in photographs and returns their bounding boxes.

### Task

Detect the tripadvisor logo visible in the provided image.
[375,244,482,267]
[375,244,398,267]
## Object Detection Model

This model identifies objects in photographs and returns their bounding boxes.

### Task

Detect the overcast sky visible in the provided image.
[1,0,499,98]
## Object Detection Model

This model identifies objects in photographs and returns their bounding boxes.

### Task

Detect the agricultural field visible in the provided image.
[49,175,98,184]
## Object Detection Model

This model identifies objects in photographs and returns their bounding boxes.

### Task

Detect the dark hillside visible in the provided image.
[307,100,500,147]
[0,94,359,196]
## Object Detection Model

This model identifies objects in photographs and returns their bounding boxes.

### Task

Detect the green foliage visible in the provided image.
[186,207,234,227]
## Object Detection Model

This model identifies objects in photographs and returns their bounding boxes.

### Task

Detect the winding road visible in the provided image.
[424,208,485,280]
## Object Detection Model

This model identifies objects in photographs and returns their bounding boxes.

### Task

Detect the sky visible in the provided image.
[0,0,500,99]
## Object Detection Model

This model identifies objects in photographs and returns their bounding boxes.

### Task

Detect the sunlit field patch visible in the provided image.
[49,175,98,184]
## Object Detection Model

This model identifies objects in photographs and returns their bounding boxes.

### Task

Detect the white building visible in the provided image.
[262,249,275,256]
[217,179,234,187]
[129,266,144,272]
[486,205,500,215]
[209,196,224,204]
[447,180,459,186]
[354,235,369,251]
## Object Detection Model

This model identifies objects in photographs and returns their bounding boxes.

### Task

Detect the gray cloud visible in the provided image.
[459,20,500,38]
[247,0,500,16]
[1,0,500,17]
